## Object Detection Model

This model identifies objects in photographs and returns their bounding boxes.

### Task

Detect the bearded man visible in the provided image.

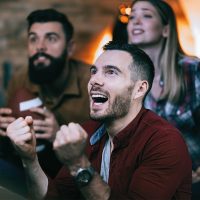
[0,9,90,180]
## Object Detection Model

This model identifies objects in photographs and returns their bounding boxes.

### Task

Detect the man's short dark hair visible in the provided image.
[27,8,74,42]
[103,41,155,94]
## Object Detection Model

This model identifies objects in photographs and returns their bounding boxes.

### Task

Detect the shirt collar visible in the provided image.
[89,108,147,147]
[90,124,106,145]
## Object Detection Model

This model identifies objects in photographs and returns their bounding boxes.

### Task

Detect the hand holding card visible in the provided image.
[7,87,44,120]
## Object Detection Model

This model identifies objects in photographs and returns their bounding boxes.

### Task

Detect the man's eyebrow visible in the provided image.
[90,65,122,73]
[104,65,122,73]
[28,32,36,37]
[90,65,96,70]
[28,32,60,37]
[46,32,60,37]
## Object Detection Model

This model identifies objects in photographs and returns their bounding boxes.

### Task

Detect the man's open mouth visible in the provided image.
[91,93,108,104]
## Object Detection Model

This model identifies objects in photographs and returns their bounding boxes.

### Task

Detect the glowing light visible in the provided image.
[120,7,126,15]
[93,28,112,63]
[119,15,129,24]
[119,4,131,16]
[175,0,200,57]
[118,4,131,24]
[125,7,131,15]
[192,27,200,57]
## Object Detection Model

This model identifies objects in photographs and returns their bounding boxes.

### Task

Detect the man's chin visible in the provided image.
[33,62,50,69]
[90,114,100,120]
[90,114,108,122]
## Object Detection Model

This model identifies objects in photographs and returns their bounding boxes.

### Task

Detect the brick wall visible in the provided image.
[0,0,131,73]
[0,0,188,98]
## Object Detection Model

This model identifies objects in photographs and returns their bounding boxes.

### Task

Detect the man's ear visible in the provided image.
[67,39,76,58]
[132,80,149,99]
[162,24,169,38]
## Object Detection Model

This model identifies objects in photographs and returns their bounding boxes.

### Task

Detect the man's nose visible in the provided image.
[36,40,47,52]
[89,73,104,87]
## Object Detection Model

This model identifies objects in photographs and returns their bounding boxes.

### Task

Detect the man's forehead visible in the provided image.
[95,50,132,67]
[29,22,63,33]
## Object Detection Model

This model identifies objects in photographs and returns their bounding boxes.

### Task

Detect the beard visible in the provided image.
[90,85,133,122]
[28,49,67,84]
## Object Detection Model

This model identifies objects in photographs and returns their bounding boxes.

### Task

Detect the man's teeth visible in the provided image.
[37,56,46,60]
[91,93,108,104]
[92,94,107,98]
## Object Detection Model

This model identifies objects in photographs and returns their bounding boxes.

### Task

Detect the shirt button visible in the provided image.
[176,110,181,115]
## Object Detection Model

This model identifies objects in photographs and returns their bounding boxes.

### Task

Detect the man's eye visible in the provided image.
[29,37,37,43]
[48,36,57,42]
[107,69,116,75]
[90,67,97,75]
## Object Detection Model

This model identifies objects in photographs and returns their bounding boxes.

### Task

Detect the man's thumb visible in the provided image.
[25,116,33,126]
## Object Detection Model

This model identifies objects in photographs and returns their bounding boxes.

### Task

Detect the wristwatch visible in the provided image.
[75,166,95,187]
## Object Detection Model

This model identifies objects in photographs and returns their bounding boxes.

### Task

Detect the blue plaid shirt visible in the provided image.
[144,55,200,170]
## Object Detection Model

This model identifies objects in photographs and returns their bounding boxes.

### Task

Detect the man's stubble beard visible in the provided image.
[90,85,134,122]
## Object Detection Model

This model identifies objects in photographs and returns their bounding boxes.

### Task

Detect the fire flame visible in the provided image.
[93,28,112,63]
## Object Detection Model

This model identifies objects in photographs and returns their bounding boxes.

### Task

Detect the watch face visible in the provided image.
[75,167,94,187]
[77,170,92,184]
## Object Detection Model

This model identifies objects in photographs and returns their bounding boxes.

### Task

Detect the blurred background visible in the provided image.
[0,0,199,101]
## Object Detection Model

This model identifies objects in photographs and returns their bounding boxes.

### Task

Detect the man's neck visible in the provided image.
[106,103,142,139]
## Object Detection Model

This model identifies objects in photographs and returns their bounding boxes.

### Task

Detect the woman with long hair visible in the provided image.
[127,0,200,197]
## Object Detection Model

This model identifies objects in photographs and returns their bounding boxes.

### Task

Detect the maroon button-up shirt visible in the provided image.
[46,108,191,199]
